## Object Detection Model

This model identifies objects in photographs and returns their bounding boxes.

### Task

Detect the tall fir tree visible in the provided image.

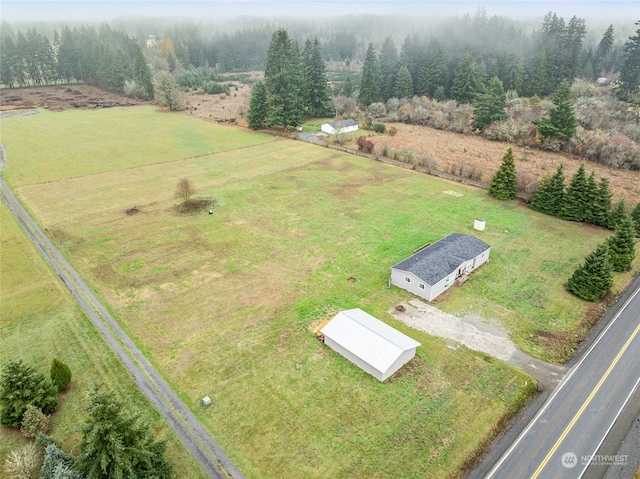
[608,215,637,272]
[566,243,613,301]
[620,21,640,96]
[264,29,305,129]
[529,163,565,216]
[473,76,508,130]
[248,80,268,129]
[488,147,517,200]
[595,25,614,76]
[630,201,640,237]
[533,79,577,142]
[342,75,354,96]
[379,37,398,101]
[77,385,172,479]
[609,197,628,230]
[416,41,448,98]
[584,170,598,224]
[450,51,482,104]
[591,177,613,227]
[394,65,414,99]
[133,47,154,100]
[561,163,589,222]
[303,39,331,117]
[359,43,381,106]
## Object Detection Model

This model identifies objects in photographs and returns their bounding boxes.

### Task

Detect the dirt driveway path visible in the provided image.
[391,299,568,391]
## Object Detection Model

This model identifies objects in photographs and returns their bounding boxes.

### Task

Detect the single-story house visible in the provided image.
[390,233,491,302]
[320,308,420,382]
[321,119,358,135]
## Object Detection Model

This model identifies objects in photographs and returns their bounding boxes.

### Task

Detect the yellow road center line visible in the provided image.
[531,320,640,479]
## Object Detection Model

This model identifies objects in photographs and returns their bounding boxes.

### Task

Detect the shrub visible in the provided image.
[21,405,49,438]
[3,444,40,479]
[382,143,391,157]
[373,122,386,134]
[356,136,374,154]
[387,126,398,136]
[40,444,80,479]
[0,360,58,427]
[50,359,71,391]
[367,102,386,118]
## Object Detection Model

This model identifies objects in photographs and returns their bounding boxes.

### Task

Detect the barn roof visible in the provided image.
[320,308,420,375]
[328,118,358,128]
[392,233,491,286]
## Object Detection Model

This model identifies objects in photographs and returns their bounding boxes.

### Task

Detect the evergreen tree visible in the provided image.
[567,243,613,301]
[473,76,508,130]
[248,80,268,130]
[584,170,598,224]
[342,75,354,96]
[0,36,17,88]
[592,177,613,227]
[488,147,517,200]
[450,52,481,104]
[50,358,71,391]
[416,41,448,98]
[394,65,414,99]
[0,360,58,427]
[608,216,637,272]
[609,197,628,230]
[533,80,577,142]
[77,385,173,479]
[264,29,304,129]
[595,25,614,76]
[41,444,81,479]
[359,43,381,106]
[561,163,589,222]
[304,39,331,117]
[529,163,566,216]
[620,21,640,96]
[379,36,398,101]
[133,47,154,100]
[631,201,640,237]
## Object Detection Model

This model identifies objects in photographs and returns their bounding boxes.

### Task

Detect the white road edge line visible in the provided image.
[484,285,640,478]
[577,375,640,479]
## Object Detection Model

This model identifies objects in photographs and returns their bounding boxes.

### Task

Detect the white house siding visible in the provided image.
[390,270,434,301]
[321,124,336,135]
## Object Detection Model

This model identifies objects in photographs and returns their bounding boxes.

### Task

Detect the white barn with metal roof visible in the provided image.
[391,233,491,301]
[321,119,358,135]
[320,308,420,382]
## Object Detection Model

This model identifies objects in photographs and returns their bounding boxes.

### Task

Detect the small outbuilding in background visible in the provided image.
[320,308,420,382]
[321,119,358,135]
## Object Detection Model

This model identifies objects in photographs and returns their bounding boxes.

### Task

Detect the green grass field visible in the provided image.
[0,202,207,478]
[2,106,637,478]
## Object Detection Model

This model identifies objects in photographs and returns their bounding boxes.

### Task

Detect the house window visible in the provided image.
[419,283,425,290]
[404,276,411,283]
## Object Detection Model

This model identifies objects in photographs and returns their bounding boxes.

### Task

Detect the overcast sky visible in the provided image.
[2,1,639,23]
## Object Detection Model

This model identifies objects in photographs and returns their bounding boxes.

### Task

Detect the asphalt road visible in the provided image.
[483,279,640,479]
[0,172,243,479]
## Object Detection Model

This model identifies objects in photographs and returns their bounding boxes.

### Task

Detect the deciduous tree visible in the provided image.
[153,70,183,111]
[175,178,196,203]
[488,147,517,200]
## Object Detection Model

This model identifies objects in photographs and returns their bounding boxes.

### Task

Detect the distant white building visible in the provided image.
[321,119,358,135]
[320,308,420,382]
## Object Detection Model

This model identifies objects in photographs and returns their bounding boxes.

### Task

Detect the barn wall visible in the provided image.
[380,348,417,381]
[324,336,384,381]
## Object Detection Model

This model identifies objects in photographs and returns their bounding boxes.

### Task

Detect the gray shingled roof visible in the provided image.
[329,118,358,128]
[392,233,491,285]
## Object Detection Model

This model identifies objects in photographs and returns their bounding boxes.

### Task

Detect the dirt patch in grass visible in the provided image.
[171,197,216,215]
[0,84,148,111]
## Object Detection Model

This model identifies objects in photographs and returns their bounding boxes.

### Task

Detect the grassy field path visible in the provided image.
[0,170,241,479]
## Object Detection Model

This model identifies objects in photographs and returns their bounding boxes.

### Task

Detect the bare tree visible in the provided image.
[175,178,196,203]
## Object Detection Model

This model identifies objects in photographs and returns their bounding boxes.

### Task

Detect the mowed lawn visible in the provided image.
[0,203,207,478]
[2,106,637,478]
